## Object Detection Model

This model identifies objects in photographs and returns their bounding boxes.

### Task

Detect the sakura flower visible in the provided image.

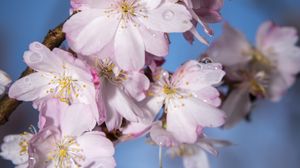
[207,22,300,127]
[256,21,300,101]
[0,132,33,168]
[29,128,115,168]
[0,69,12,96]
[64,0,193,70]
[143,60,225,143]
[28,99,115,168]
[9,42,97,106]
[95,58,150,130]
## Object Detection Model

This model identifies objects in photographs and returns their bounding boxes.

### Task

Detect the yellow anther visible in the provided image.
[163,85,176,95]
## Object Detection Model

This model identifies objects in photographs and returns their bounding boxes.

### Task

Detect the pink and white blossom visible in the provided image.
[207,22,300,127]
[143,60,225,143]
[0,132,33,168]
[9,42,97,106]
[64,0,193,70]
[28,99,115,168]
[29,128,115,168]
[256,21,300,101]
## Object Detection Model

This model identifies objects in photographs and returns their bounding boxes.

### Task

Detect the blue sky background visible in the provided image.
[0,0,300,168]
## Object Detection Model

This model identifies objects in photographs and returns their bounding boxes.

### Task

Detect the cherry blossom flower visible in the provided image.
[28,99,115,168]
[256,21,300,101]
[29,128,115,168]
[0,69,11,96]
[142,60,225,143]
[207,22,300,127]
[64,0,193,70]
[0,132,33,168]
[95,58,150,130]
[9,42,97,106]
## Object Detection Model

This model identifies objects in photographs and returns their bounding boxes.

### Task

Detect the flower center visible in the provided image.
[47,136,85,168]
[163,85,177,95]
[251,49,273,67]
[47,65,86,104]
[104,0,148,28]
[18,132,32,156]
[97,59,127,85]
[120,1,135,16]
[19,140,29,156]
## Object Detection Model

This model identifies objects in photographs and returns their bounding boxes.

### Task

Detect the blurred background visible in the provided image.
[0,0,300,167]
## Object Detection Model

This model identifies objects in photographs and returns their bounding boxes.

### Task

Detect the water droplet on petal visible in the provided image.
[200,57,213,64]
[163,10,174,21]
[33,43,42,49]
[29,53,43,63]
[24,77,31,84]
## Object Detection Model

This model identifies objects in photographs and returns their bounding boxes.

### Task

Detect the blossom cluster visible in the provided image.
[0,0,300,168]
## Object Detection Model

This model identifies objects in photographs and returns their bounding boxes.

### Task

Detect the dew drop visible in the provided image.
[33,42,42,49]
[29,53,43,63]
[24,77,31,84]
[163,10,174,21]
[200,57,213,64]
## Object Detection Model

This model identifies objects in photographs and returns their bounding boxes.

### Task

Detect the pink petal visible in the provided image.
[37,99,69,129]
[172,60,225,91]
[24,42,64,72]
[28,127,61,168]
[183,148,210,168]
[150,122,178,147]
[102,81,143,130]
[71,0,111,10]
[180,97,225,128]
[122,71,150,101]
[256,21,300,101]
[121,122,152,140]
[63,9,119,55]
[196,87,221,107]
[8,72,50,101]
[207,23,252,66]
[60,104,97,137]
[166,97,225,143]
[138,95,165,121]
[222,83,252,128]
[77,131,115,167]
[114,22,145,71]
[141,0,162,9]
[139,2,192,33]
[167,103,198,143]
[139,26,169,57]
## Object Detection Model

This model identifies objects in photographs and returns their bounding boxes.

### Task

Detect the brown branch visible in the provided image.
[0,22,66,125]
